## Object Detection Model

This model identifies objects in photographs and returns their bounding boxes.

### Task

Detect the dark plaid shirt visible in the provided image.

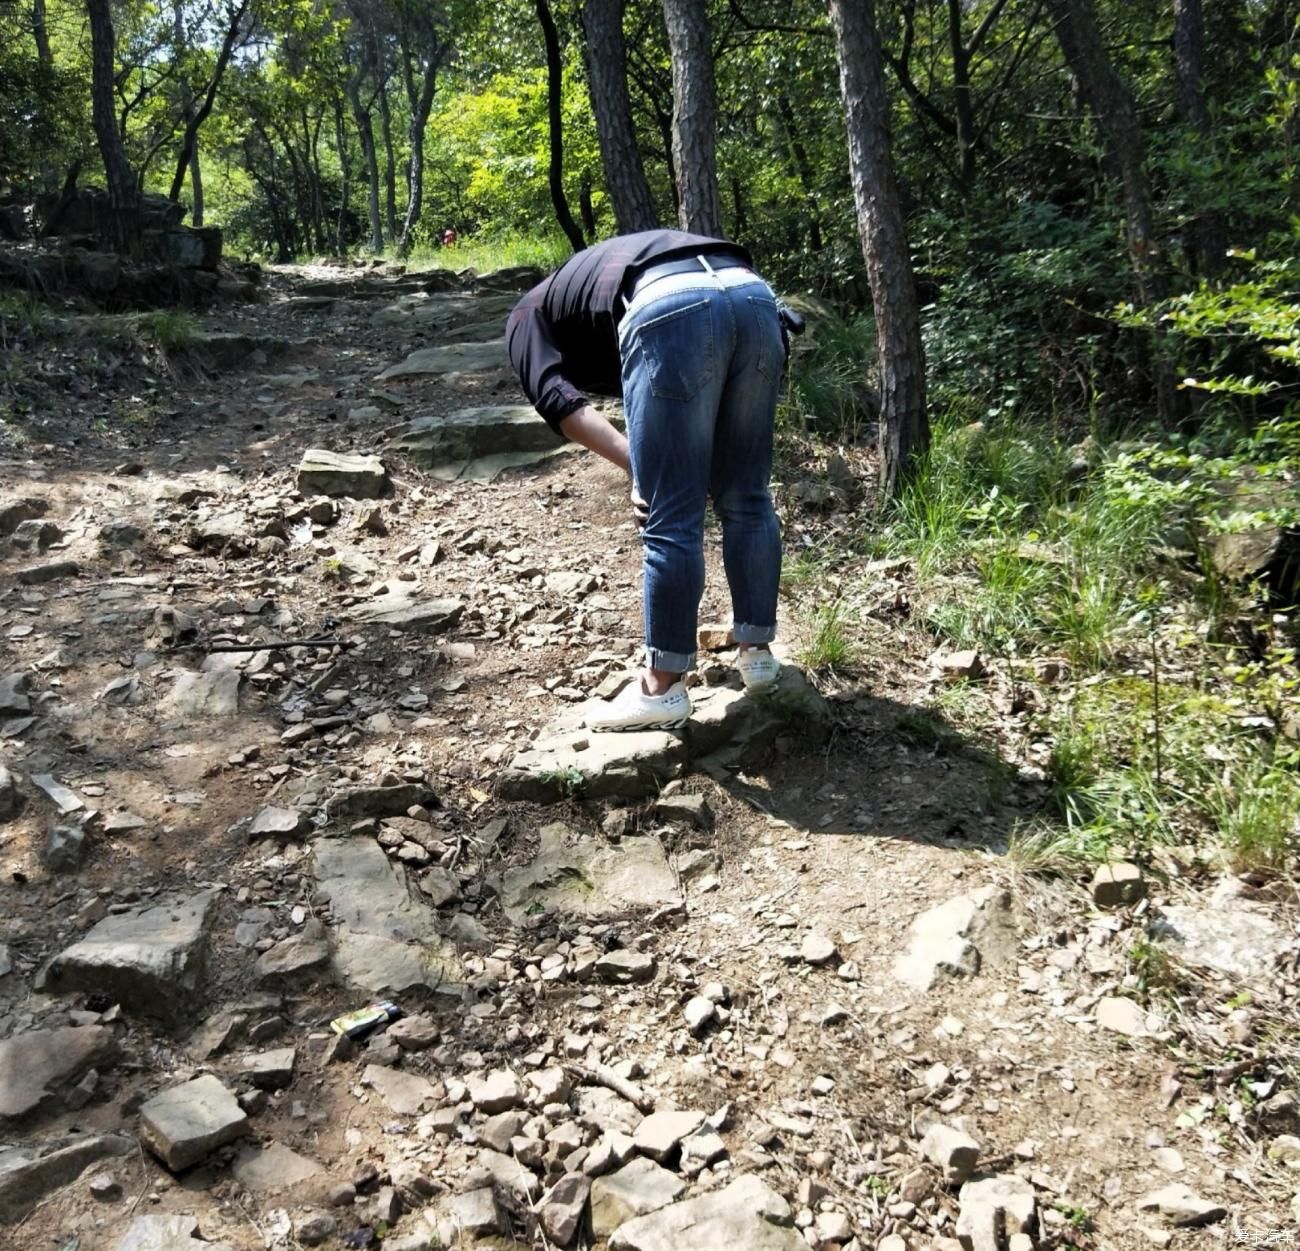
[506,230,753,432]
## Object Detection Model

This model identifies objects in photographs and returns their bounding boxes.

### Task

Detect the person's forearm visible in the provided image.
[557,405,630,474]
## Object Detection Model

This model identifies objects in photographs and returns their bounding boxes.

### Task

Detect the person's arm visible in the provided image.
[557,404,630,474]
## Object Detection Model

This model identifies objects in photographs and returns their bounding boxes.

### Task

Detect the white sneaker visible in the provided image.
[736,647,781,690]
[588,680,692,732]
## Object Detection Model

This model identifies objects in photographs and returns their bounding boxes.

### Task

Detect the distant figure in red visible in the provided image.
[442,227,457,248]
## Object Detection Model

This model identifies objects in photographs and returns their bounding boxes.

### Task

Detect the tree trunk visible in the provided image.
[777,94,823,252]
[335,95,351,253]
[378,77,398,241]
[348,80,384,251]
[582,0,657,232]
[168,0,249,206]
[536,0,587,252]
[397,55,440,256]
[1047,0,1162,305]
[1172,0,1226,276]
[579,173,597,238]
[190,138,204,226]
[86,0,139,251]
[948,0,977,188]
[1047,0,1180,420]
[827,0,929,496]
[661,0,721,235]
[33,0,52,65]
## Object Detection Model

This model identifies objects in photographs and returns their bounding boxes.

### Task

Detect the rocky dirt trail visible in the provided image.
[1,260,1296,1251]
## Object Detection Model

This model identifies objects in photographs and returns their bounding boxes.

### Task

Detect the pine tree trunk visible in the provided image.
[583,0,657,232]
[379,79,398,241]
[348,80,384,251]
[1172,0,1226,276]
[827,0,929,497]
[190,139,204,226]
[661,0,721,235]
[86,0,139,251]
[1047,0,1180,420]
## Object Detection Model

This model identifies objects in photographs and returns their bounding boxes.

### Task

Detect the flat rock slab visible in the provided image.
[139,1073,248,1171]
[297,450,390,499]
[893,885,1016,992]
[368,291,517,330]
[53,891,217,1022]
[427,445,577,484]
[350,593,464,634]
[386,405,562,466]
[1152,903,1289,986]
[0,1133,135,1223]
[497,666,830,802]
[609,1173,804,1251]
[490,821,680,924]
[376,339,509,381]
[313,837,463,994]
[116,1214,237,1251]
[232,1142,323,1191]
[362,1064,437,1116]
[167,669,241,717]
[0,1026,118,1125]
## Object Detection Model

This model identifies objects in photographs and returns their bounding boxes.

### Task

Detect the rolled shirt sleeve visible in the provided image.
[505,284,589,434]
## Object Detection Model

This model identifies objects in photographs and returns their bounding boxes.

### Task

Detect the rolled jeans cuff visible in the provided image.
[732,622,776,645]
[645,647,696,674]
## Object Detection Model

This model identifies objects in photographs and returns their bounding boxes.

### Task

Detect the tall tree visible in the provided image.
[582,0,657,232]
[167,0,251,221]
[661,0,721,235]
[1172,0,1226,276]
[827,0,928,496]
[86,0,139,250]
[394,0,451,256]
[1045,0,1162,308]
[535,0,586,251]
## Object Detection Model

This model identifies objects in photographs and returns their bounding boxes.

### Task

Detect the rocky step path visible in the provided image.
[0,260,1294,1251]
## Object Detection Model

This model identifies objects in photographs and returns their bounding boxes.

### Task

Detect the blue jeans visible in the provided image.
[619,270,784,673]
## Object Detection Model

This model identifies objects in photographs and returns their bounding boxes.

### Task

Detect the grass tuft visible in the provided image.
[797,600,855,671]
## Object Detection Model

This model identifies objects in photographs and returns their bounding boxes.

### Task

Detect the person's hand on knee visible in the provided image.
[631,485,649,532]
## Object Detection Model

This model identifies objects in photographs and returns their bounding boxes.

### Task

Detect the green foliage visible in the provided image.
[797,600,854,671]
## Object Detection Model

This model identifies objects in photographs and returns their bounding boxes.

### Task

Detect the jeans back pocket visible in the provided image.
[634,298,714,402]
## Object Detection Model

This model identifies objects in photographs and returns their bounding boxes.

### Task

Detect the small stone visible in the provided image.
[528,1067,572,1105]
[933,649,984,679]
[920,1123,980,1185]
[595,950,656,984]
[469,1068,523,1114]
[296,1212,336,1246]
[243,1047,296,1090]
[1135,1184,1227,1227]
[801,933,838,966]
[817,1210,853,1242]
[89,1173,122,1200]
[139,1074,249,1171]
[633,1109,705,1162]
[45,822,88,871]
[684,995,717,1035]
[1092,862,1146,908]
[590,1157,686,1238]
[1268,1135,1300,1169]
[329,1182,357,1206]
[654,793,712,829]
[248,806,308,841]
[480,1111,525,1153]
[957,1174,1036,1251]
[387,1015,439,1051]
[1095,996,1148,1037]
[298,449,389,499]
[538,1172,591,1246]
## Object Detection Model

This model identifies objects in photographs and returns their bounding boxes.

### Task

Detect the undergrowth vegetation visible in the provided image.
[779,254,1300,884]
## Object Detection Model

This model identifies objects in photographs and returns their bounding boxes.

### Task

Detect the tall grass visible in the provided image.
[401,231,571,276]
